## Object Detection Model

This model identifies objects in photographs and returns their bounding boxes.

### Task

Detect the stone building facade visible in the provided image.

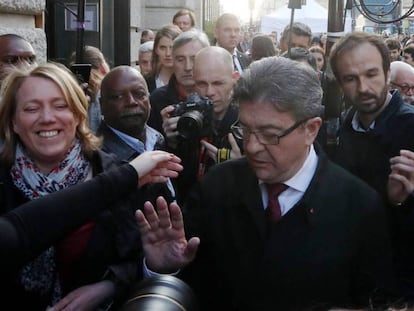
[0,0,47,63]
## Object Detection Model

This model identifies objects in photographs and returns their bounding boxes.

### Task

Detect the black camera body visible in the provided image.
[171,93,214,139]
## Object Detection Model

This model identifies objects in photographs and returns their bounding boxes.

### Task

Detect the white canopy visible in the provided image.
[260,0,352,35]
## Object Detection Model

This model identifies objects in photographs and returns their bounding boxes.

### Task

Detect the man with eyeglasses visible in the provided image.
[135,57,396,310]
[390,60,414,105]
[0,34,36,86]
[330,31,414,301]
[98,65,176,202]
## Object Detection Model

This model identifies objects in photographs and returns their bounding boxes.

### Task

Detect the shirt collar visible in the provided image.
[109,125,162,153]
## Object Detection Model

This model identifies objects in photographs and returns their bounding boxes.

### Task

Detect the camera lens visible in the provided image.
[177,110,204,139]
[120,275,198,311]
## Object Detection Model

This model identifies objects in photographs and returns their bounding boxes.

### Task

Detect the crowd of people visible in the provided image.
[3,6,414,311]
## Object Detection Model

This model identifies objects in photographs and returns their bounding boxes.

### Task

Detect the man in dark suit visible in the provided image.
[330,31,414,302]
[214,13,251,73]
[98,65,175,203]
[136,57,397,310]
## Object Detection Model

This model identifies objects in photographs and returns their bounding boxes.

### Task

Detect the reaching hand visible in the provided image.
[200,140,218,162]
[200,133,243,163]
[136,196,200,274]
[388,150,414,205]
[228,133,242,159]
[128,151,183,187]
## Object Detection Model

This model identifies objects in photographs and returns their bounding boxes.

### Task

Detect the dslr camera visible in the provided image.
[171,93,214,139]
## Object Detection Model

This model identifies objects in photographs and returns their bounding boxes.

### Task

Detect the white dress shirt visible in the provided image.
[259,144,318,216]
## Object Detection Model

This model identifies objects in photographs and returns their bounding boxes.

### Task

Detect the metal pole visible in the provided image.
[76,0,85,63]
[327,0,345,55]
[288,8,295,57]
[323,0,345,154]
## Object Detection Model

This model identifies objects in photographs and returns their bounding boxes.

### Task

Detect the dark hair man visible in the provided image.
[136,56,396,310]
[214,13,251,73]
[403,45,414,67]
[385,37,402,62]
[330,31,414,301]
[279,22,313,53]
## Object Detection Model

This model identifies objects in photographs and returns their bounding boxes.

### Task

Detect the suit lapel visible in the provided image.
[240,172,268,240]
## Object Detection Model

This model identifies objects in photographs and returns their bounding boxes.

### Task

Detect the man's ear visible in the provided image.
[232,71,240,83]
[305,117,322,146]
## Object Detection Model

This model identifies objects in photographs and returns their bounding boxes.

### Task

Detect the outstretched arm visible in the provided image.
[1,151,182,271]
[136,196,200,274]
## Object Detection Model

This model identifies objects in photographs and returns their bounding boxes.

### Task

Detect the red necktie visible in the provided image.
[266,183,288,223]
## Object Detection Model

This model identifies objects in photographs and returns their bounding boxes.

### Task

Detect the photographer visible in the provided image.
[161,46,242,204]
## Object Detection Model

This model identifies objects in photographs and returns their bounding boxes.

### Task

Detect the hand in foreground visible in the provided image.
[387,150,414,205]
[47,281,114,311]
[201,133,242,163]
[129,151,183,187]
[136,196,200,274]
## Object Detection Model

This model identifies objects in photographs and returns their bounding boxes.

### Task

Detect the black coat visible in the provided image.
[335,91,414,300]
[180,149,396,310]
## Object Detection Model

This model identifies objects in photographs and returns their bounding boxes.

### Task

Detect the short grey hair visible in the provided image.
[173,29,210,53]
[390,60,414,82]
[233,56,323,121]
[139,41,154,53]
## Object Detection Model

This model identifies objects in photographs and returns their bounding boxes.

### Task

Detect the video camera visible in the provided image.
[171,93,214,140]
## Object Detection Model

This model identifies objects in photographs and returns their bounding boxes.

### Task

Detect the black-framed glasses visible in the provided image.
[231,119,309,145]
[391,82,414,94]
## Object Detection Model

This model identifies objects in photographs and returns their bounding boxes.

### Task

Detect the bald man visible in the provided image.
[0,34,36,85]
[162,46,241,203]
[390,61,414,105]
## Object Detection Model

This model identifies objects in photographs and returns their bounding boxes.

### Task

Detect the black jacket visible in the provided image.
[335,91,414,300]
[180,148,396,310]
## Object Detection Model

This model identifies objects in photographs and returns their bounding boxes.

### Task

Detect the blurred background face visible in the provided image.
[139,51,153,76]
[311,51,325,71]
[174,14,193,32]
[156,36,174,69]
[13,76,79,171]
[214,18,241,52]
